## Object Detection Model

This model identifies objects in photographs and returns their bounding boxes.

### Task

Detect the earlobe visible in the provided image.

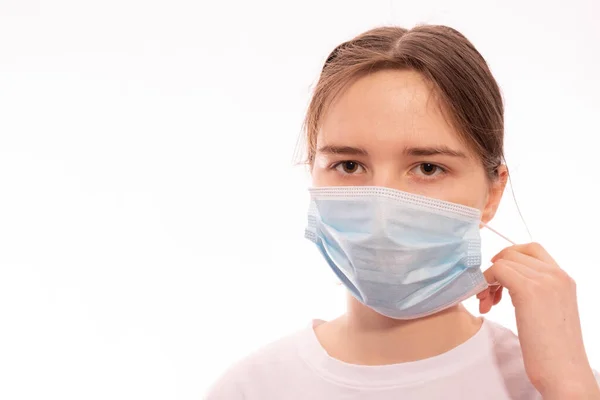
[481,165,508,224]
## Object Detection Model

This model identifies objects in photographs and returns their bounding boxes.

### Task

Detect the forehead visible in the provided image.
[318,69,470,155]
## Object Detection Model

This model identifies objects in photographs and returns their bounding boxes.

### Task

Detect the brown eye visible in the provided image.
[342,161,358,173]
[419,163,438,176]
[334,161,364,175]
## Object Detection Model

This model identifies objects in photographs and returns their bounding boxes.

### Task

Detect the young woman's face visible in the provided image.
[311,69,505,222]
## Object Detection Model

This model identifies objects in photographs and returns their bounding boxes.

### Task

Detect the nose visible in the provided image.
[371,168,408,192]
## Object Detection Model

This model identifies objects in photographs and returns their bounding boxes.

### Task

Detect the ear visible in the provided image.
[481,165,508,225]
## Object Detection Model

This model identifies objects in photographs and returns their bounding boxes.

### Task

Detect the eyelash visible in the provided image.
[410,163,447,180]
[329,161,448,180]
[330,161,366,176]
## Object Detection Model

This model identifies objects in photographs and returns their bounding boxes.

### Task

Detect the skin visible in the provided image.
[310,69,600,398]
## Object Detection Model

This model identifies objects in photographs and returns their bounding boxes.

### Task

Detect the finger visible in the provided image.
[492,286,503,305]
[476,283,497,298]
[479,293,494,314]
[483,259,536,289]
[492,249,551,273]
[498,259,542,279]
[479,284,502,314]
[494,242,556,265]
[476,287,489,300]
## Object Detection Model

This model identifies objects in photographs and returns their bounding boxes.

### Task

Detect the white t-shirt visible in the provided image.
[205,318,599,399]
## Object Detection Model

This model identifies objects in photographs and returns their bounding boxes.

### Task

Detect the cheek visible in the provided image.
[414,186,488,211]
[448,182,490,211]
[454,193,488,212]
[435,171,490,211]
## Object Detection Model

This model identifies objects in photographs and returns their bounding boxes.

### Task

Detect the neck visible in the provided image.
[315,295,483,365]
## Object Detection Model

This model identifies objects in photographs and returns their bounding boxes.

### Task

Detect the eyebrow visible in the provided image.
[403,145,467,158]
[316,144,467,158]
[317,145,369,156]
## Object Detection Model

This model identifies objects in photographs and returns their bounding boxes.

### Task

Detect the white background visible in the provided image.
[1,0,599,398]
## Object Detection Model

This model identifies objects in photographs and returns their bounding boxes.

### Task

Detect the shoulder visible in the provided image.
[204,325,311,399]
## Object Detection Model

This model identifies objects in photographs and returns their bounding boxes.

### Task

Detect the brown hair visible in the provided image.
[302,25,504,180]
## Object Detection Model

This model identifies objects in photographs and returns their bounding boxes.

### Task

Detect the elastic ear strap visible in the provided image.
[481,223,516,245]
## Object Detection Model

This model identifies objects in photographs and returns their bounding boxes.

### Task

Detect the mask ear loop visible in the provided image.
[480,223,516,287]
[481,223,516,245]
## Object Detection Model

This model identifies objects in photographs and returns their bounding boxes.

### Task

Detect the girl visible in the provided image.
[206,25,600,399]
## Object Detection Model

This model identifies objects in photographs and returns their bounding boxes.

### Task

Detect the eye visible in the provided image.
[411,163,446,179]
[333,161,365,175]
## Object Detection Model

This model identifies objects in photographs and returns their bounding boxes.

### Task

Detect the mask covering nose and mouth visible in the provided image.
[305,186,512,320]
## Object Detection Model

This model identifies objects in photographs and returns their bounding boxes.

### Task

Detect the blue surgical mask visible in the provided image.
[305,186,490,320]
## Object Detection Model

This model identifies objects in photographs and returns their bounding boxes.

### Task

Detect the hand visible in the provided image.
[478,243,600,398]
